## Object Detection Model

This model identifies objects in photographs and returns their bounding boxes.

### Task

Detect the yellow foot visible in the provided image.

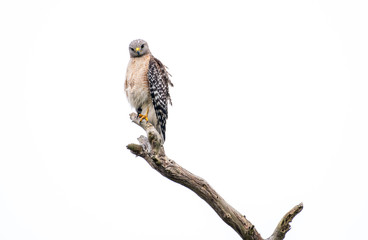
[138,108,149,123]
[138,113,148,122]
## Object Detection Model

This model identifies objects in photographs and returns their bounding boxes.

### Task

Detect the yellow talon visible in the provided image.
[138,114,148,122]
[138,108,149,122]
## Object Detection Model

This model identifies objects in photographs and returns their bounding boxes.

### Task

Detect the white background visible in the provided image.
[1,0,367,239]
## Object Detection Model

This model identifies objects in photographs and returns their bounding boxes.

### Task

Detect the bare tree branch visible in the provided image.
[266,203,303,240]
[126,113,302,240]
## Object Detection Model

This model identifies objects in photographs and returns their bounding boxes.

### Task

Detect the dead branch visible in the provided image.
[126,113,302,240]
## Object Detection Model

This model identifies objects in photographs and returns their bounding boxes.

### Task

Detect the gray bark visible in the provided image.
[127,113,302,240]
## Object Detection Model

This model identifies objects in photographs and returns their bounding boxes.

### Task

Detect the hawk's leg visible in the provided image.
[136,107,142,116]
[138,108,149,123]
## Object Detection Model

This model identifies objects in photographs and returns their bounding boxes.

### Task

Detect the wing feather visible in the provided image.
[148,56,172,140]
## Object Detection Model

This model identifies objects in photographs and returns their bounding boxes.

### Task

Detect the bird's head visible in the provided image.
[129,39,149,57]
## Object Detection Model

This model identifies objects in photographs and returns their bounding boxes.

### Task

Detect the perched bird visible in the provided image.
[125,39,173,141]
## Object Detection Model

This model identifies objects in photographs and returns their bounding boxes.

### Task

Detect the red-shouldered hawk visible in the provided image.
[125,39,173,141]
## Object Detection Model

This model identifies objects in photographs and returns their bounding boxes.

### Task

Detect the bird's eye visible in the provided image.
[130,47,134,51]
[141,44,145,49]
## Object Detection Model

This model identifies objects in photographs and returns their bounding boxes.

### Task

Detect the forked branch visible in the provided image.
[126,113,302,240]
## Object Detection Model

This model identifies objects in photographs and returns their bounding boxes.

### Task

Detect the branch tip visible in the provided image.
[126,143,143,155]
[267,202,303,240]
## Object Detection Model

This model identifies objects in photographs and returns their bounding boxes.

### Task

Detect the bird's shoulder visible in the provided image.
[148,56,174,88]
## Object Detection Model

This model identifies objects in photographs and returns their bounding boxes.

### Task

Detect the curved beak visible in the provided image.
[135,47,141,56]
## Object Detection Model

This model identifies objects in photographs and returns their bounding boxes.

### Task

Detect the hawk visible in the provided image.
[125,39,173,141]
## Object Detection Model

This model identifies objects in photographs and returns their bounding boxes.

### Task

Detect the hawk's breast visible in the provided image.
[125,54,151,109]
